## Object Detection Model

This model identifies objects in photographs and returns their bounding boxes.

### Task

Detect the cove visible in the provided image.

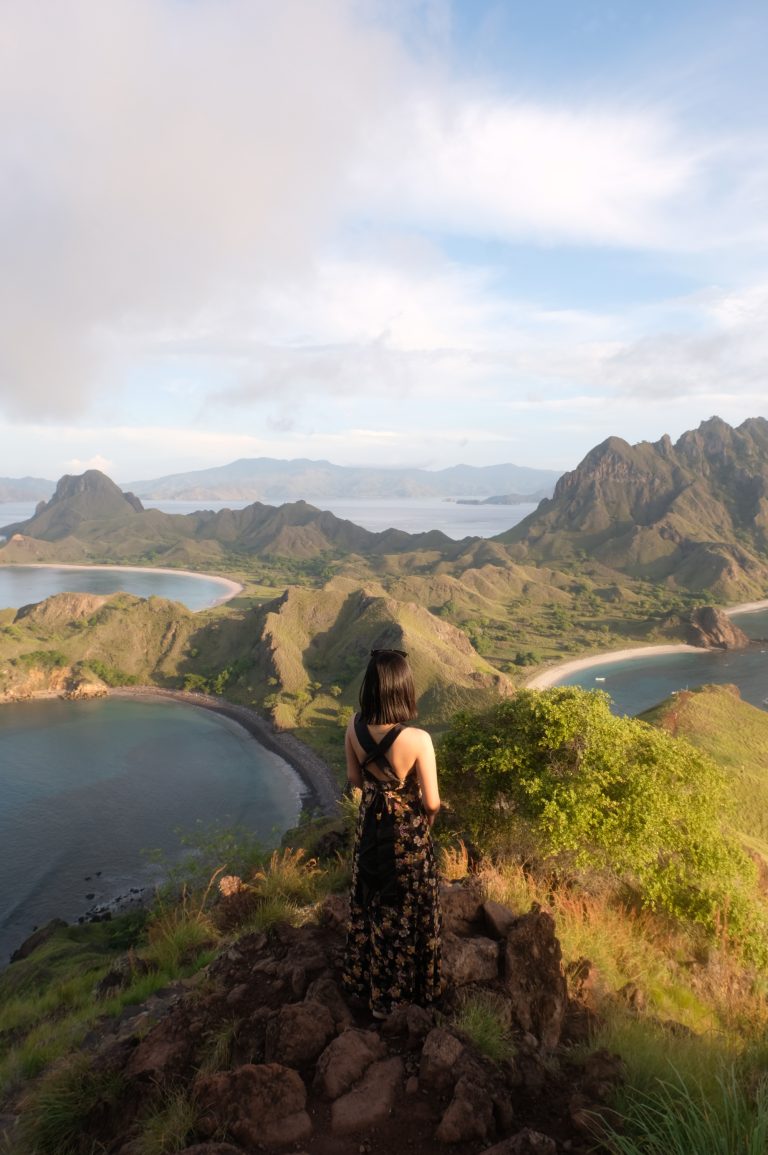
[0,697,303,963]
[0,564,242,612]
[541,608,768,717]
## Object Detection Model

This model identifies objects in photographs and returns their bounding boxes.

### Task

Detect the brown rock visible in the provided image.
[195,1063,310,1148]
[125,1012,201,1080]
[686,606,750,649]
[331,1056,404,1134]
[264,1000,335,1067]
[581,1049,627,1101]
[314,1028,386,1100]
[481,1128,558,1154]
[503,908,567,1050]
[436,1075,494,1143]
[305,976,354,1031]
[617,981,646,1013]
[380,1003,435,1047]
[177,1146,247,1155]
[482,900,517,939]
[443,931,500,986]
[439,882,485,934]
[419,1028,465,1094]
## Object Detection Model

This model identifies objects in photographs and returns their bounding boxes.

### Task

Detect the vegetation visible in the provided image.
[440,688,768,962]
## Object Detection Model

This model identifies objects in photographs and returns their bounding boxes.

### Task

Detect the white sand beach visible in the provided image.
[724,598,768,616]
[525,644,705,690]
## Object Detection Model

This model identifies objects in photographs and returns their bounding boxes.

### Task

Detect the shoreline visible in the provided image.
[524,644,706,690]
[0,561,244,608]
[109,686,342,818]
[525,597,768,690]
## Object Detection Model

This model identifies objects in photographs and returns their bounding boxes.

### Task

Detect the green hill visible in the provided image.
[643,683,768,857]
[499,416,768,599]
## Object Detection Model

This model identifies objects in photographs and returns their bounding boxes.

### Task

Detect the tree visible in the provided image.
[439,688,764,954]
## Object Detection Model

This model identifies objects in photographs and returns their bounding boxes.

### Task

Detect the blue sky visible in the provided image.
[0,0,766,482]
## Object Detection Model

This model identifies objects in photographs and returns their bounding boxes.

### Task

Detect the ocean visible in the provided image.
[0,697,303,963]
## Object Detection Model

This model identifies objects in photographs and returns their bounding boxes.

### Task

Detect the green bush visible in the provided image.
[439,688,767,960]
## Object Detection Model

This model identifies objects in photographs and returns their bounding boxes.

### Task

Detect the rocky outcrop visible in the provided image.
[8,887,622,1154]
[686,606,751,649]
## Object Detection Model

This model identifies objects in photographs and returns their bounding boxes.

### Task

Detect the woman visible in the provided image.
[341,648,442,1018]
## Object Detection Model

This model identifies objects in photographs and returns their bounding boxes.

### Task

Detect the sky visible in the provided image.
[1,0,767,483]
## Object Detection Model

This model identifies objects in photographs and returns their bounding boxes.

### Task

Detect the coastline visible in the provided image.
[109,686,342,818]
[0,561,244,608]
[525,597,768,691]
[524,644,705,690]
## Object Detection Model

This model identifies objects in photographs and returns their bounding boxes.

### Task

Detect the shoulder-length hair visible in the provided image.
[359,650,417,724]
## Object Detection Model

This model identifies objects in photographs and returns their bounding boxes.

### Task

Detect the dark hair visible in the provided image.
[359,649,417,724]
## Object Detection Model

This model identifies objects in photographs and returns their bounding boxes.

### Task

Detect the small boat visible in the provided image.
[594,676,606,682]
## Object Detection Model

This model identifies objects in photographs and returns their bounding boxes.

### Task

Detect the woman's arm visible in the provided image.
[345,723,364,789]
[415,731,440,826]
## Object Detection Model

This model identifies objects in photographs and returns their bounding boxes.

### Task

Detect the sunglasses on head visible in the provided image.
[370,648,408,658]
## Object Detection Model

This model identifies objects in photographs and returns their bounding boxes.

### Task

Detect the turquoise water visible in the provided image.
[0,698,303,962]
[0,565,235,612]
[554,609,768,716]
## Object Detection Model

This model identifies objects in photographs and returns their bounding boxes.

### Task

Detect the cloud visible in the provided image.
[349,93,697,247]
[64,454,113,473]
[0,0,400,418]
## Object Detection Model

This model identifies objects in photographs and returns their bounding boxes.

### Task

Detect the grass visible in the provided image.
[131,1086,200,1155]
[601,1064,768,1155]
[452,991,514,1063]
[16,1053,125,1155]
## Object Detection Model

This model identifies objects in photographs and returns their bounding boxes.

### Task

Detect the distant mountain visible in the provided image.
[126,457,562,501]
[0,476,55,502]
[0,469,470,564]
[498,416,768,599]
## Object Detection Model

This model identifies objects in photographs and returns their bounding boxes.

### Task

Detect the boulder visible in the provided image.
[314,1028,386,1100]
[419,1028,465,1094]
[331,1056,404,1135]
[436,1075,494,1143]
[264,1000,335,1067]
[439,883,485,935]
[480,1128,558,1154]
[483,900,517,940]
[443,931,500,986]
[195,1063,311,1148]
[305,976,354,1031]
[686,606,750,649]
[503,909,567,1050]
[381,1003,435,1048]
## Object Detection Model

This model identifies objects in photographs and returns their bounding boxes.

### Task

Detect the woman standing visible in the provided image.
[341,648,442,1018]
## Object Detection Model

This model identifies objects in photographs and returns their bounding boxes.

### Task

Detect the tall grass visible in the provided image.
[17,1054,124,1155]
[452,991,514,1062]
[601,1065,768,1155]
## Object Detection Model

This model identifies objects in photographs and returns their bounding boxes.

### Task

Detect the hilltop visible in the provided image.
[126,457,562,502]
[499,416,768,600]
[643,683,768,859]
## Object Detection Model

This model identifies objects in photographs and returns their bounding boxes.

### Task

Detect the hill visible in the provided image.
[126,457,562,502]
[0,471,473,570]
[499,416,768,599]
[643,683,768,858]
[0,476,54,502]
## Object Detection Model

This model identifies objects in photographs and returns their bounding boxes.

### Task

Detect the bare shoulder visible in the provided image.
[403,724,434,750]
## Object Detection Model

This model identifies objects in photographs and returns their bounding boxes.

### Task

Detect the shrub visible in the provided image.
[439,688,767,959]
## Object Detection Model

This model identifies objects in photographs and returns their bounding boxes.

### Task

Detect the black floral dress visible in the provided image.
[342,714,442,1015]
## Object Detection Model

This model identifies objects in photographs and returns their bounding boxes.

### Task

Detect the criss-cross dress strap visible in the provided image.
[353,713,403,782]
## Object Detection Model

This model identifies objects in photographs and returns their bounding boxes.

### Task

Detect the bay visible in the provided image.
[0,565,237,612]
[552,609,768,716]
[0,697,303,963]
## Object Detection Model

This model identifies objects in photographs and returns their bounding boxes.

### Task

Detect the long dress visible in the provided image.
[341,713,442,1015]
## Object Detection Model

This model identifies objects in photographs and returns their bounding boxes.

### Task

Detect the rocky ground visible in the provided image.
[2,884,626,1155]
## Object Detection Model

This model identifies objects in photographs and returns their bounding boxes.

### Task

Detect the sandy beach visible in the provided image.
[2,562,243,607]
[724,598,768,616]
[525,596,768,690]
[524,644,705,690]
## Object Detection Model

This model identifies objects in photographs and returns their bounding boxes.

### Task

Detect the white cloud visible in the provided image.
[349,93,697,247]
[63,454,113,473]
